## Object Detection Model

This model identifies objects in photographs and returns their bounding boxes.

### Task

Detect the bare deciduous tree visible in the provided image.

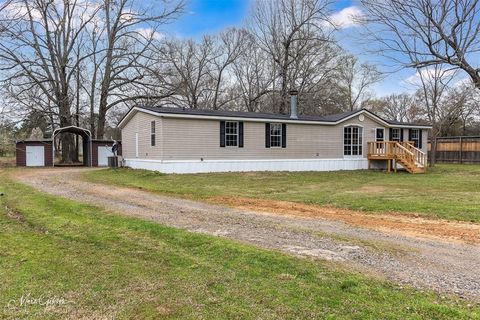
[337,55,383,111]
[444,82,479,135]
[413,65,458,165]
[0,0,100,162]
[249,0,332,114]
[379,93,419,123]
[232,34,274,112]
[92,0,185,138]
[164,36,215,109]
[361,0,480,89]
[210,28,248,110]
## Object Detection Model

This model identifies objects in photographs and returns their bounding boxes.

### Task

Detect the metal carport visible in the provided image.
[52,126,93,167]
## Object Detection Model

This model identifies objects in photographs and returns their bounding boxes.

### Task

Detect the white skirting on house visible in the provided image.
[123,158,369,174]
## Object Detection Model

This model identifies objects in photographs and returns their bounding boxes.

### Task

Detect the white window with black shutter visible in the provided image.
[409,129,422,148]
[220,121,243,148]
[265,123,286,148]
[150,121,156,146]
[270,123,282,147]
[389,128,402,142]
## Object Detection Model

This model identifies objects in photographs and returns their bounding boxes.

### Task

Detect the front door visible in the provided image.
[376,128,385,142]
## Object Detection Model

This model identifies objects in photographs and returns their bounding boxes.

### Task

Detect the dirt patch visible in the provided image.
[4,205,25,222]
[2,200,48,234]
[0,157,15,168]
[355,185,387,193]
[210,196,480,245]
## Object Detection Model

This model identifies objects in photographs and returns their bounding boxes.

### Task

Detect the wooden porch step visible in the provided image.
[397,160,425,174]
[368,141,427,174]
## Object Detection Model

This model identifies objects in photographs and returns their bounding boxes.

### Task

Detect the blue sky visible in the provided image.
[165,0,418,96]
[167,0,251,38]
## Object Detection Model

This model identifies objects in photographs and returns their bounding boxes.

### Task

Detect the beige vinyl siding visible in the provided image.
[121,115,136,159]
[159,114,379,161]
[121,110,429,161]
[121,112,163,159]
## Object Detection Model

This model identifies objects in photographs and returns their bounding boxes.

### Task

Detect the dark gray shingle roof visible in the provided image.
[385,119,430,127]
[134,106,430,127]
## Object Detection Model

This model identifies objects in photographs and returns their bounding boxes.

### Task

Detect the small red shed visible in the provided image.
[16,140,54,167]
[91,140,122,167]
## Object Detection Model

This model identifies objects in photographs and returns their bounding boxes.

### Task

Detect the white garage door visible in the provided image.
[26,146,45,167]
[98,146,113,167]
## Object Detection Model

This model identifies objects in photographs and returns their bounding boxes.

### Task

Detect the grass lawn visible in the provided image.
[1,172,480,319]
[83,164,480,223]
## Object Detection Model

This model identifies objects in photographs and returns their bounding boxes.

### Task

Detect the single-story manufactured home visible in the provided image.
[118,95,431,174]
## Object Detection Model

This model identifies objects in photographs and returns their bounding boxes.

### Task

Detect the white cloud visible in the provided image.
[136,28,164,40]
[1,0,101,30]
[403,72,423,86]
[403,67,458,86]
[0,1,44,21]
[328,6,363,29]
[453,76,474,88]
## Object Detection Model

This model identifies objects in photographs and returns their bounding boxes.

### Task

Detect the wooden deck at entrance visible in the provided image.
[367,141,427,174]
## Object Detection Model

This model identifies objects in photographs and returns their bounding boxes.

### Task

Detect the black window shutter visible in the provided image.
[220,121,226,147]
[408,129,412,142]
[281,123,287,148]
[238,122,244,148]
[389,128,393,141]
[418,129,423,149]
[400,129,404,142]
[265,123,270,148]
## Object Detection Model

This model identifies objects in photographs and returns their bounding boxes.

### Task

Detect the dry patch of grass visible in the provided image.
[354,185,391,193]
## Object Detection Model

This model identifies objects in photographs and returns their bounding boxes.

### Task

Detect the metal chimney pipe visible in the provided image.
[289,90,298,119]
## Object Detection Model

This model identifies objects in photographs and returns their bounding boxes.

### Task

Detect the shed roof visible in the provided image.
[16,139,53,143]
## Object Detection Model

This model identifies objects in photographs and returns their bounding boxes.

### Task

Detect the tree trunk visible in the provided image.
[89,67,97,137]
[279,41,290,114]
[280,86,288,114]
[58,97,76,164]
[96,69,111,139]
[90,110,96,138]
[279,63,289,114]
[212,67,224,110]
[75,65,80,161]
[96,104,107,139]
[61,133,76,164]
[430,135,437,167]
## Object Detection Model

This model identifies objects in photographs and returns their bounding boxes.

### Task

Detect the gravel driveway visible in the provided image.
[14,168,480,301]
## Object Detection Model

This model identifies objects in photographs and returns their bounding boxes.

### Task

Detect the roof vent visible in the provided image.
[289,90,298,119]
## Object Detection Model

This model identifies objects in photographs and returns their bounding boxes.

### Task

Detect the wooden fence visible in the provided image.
[428,136,480,164]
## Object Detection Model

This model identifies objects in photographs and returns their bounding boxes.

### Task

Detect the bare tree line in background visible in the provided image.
[361,0,480,165]
[0,0,479,164]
